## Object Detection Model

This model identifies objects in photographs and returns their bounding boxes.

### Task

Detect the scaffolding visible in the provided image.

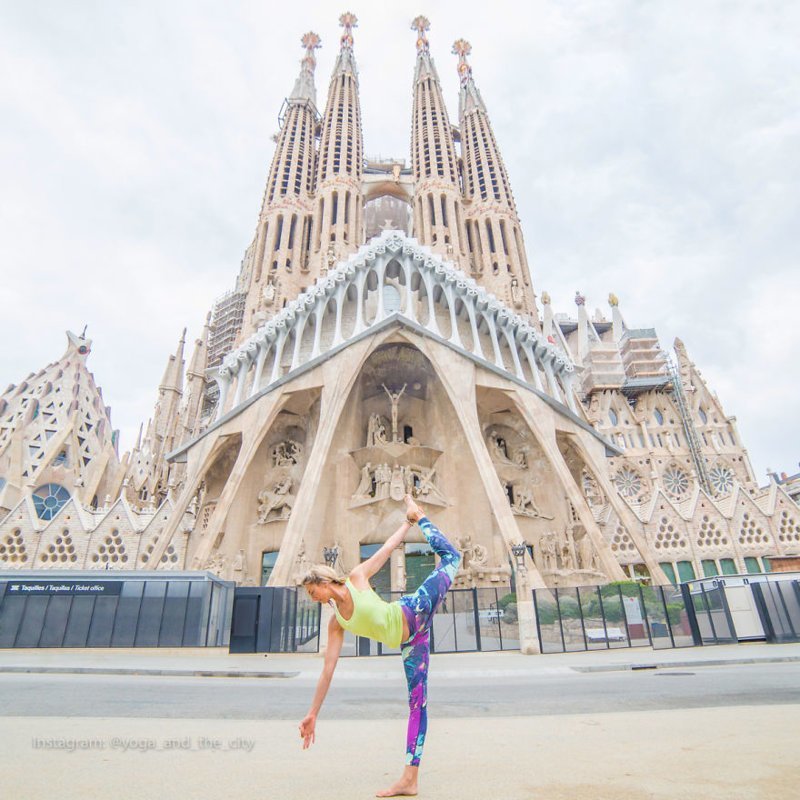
[666,355,712,494]
[207,290,246,369]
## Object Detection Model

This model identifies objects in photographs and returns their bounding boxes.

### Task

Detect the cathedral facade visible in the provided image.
[1,15,798,605]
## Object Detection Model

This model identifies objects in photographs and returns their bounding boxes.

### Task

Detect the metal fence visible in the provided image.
[342,586,519,657]
[0,571,233,648]
[531,582,729,653]
[750,579,800,643]
[229,586,321,653]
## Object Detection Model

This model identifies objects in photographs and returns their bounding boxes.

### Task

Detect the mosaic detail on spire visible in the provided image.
[301,31,322,70]
[452,38,472,85]
[339,12,357,49]
[412,16,430,52]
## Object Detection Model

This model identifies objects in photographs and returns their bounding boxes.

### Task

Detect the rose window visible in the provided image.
[663,467,690,497]
[708,466,734,496]
[31,483,70,521]
[614,467,642,498]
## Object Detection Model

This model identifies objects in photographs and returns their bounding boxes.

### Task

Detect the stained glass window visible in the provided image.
[32,483,70,520]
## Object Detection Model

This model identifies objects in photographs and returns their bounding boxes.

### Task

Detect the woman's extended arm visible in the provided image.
[350,520,411,587]
[299,615,344,749]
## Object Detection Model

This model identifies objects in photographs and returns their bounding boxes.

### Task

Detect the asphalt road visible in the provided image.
[2,661,798,719]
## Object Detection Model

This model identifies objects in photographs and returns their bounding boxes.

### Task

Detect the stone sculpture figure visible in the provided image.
[418,466,445,503]
[390,463,405,501]
[559,531,576,571]
[489,433,510,462]
[257,475,294,522]
[367,413,388,447]
[352,462,373,500]
[540,532,558,572]
[511,482,554,519]
[374,462,391,499]
[382,383,407,443]
[577,533,596,571]
[203,552,226,577]
[272,440,302,467]
[510,278,523,309]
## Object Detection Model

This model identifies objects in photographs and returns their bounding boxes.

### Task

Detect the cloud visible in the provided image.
[0,0,798,480]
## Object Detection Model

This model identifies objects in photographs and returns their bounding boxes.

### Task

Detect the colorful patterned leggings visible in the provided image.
[396,516,461,767]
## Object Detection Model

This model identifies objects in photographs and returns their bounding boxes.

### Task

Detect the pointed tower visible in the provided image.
[310,12,365,273]
[0,330,124,517]
[453,39,538,322]
[410,17,469,269]
[241,31,322,334]
[179,313,212,442]
[124,329,186,506]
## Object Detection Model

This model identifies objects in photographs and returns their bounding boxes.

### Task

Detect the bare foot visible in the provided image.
[403,494,425,524]
[376,776,418,797]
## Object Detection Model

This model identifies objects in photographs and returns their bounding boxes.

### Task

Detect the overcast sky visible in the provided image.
[1,1,798,482]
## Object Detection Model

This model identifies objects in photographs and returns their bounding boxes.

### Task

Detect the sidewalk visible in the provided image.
[2,640,800,679]
[3,643,798,798]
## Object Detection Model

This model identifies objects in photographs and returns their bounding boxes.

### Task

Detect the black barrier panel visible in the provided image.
[62,596,96,647]
[230,595,259,653]
[86,596,117,647]
[0,587,26,647]
[135,581,167,647]
[16,597,49,647]
[0,572,233,648]
[38,595,72,647]
[184,581,209,646]
[752,580,800,643]
[111,581,145,647]
[229,587,321,654]
[160,581,190,646]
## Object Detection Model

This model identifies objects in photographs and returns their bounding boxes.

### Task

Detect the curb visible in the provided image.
[0,666,300,679]
[571,656,800,673]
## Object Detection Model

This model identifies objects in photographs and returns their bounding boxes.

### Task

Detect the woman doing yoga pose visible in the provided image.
[299,494,461,797]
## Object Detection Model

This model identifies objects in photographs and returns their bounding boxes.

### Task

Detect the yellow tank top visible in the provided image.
[332,579,404,648]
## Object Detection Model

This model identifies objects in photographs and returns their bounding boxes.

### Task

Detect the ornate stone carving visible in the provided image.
[539,532,558,572]
[366,413,389,447]
[257,475,295,523]
[577,533,597,571]
[382,383,407,443]
[511,482,554,519]
[374,462,392,499]
[352,461,373,500]
[559,530,576,571]
[586,393,603,426]
[455,535,490,572]
[272,440,302,467]
[510,278,523,309]
[203,552,226,577]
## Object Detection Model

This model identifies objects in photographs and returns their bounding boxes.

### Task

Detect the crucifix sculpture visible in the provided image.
[382,383,407,443]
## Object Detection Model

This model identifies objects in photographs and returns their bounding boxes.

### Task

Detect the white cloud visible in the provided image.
[1,0,798,480]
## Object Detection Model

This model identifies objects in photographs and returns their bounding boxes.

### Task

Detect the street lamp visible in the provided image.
[323,546,339,569]
[511,542,528,573]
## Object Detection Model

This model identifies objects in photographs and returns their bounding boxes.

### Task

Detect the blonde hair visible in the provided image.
[301,564,346,586]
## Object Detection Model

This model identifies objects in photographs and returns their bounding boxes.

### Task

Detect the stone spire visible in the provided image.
[241,32,322,334]
[310,12,365,274]
[0,330,124,516]
[290,31,322,103]
[180,313,212,442]
[410,17,469,270]
[454,40,538,322]
[125,329,188,507]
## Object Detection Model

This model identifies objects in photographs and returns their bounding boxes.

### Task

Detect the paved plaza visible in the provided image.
[1,643,798,799]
